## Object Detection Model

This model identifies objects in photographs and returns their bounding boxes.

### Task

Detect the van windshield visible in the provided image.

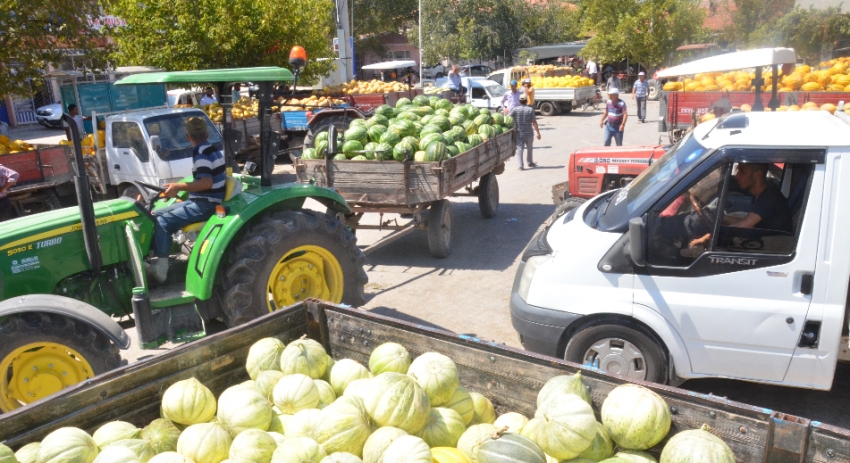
[486,85,506,98]
[598,133,709,229]
[143,111,222,162]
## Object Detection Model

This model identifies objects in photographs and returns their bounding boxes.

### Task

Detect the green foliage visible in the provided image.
[352,0,418,59]
[105,0,335,82]
[0,0,111,97]
[721,0,795,49]
[581,0,709,67]
[408,0,583,63]
[747,7,850,63]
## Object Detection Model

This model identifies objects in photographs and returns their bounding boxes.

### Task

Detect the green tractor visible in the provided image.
[0,66,367,412]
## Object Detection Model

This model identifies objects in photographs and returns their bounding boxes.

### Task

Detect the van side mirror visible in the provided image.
[628,217,646,267]
[328,124,339,155]
[150,135,162,155]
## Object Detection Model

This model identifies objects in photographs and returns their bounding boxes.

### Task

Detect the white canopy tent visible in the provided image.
[656,48,796,78]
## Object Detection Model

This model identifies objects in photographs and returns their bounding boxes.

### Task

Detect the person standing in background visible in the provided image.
[606,72,622,93]
[600,88,627,146]
[520,79,535,107]
[500,80,521,115]
[632,72,648,123]
[0,164,19,221]
[587,59,598,84]
[63,104,90,141]
[231,83,242,103]
[199,87,218,106]
[508,95,541,170]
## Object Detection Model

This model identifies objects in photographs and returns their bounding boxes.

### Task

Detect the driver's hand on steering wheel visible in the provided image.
[162,183,181,199]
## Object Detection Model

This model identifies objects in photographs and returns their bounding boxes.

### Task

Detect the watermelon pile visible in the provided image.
[301,97,514,162]
[4,335,739,463]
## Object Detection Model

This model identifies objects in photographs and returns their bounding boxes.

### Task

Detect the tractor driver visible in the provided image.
[146,117,226,282]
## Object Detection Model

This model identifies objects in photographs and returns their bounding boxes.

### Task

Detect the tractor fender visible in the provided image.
[0,294,131,349]
[185,182,351,301]
[308,108,365,128]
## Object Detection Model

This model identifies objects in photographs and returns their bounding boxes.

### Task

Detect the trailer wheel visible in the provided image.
[477,173,499,219]
[427,199,453,258]
[0,313,121,412]
[221,210,367,326]
[539,102,557,117]
[564,319,668,383]
[647,80,661,101]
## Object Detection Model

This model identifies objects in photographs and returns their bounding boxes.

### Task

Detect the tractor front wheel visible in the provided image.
[0,313,121,412]
[221,210,368,326]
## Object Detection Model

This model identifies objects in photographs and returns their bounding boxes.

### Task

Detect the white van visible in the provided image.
[511,110,850,390]
[434,77,507,110]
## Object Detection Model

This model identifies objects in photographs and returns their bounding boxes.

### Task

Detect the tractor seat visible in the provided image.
[181,177,242,233]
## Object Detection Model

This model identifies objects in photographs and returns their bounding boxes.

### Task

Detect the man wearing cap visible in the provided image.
[520,79,535,106]
[632,72,648,123]
[146,116,226,282]
[500,80,521,115]
[600,88,628,146]
[606,72,622,93]
[509,94,541,170]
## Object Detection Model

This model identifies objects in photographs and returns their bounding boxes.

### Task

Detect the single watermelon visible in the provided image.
[446,145,459,158]
[449,126,466,142]
[431,116,450,132]
[398,120,418,137]
[315,140,329,158]
[396,97,412,107]
[301,148,316,160]
[350,118,368,128]
[413,121,424,133]
[413,95,429,106]
[401,136,420,151]
[363,142,379,160]
[380,131,402,146]
[491,113,505,126]
[407,105,434,117]
[474,114,491,127]
[370,114,390,127]
[462,120,478,136]
[393,141,415,161]
[467,134,483,146]
[375,105,395,118]
[342,140,364,158]
[368,125,387,143]
[414,151,428,162]
[420,133,446,151]
[420,124,443,136]
[428,96,440,108]
[425,142,449,162]
[436,99,453,111]
[333,153,348,160]
[351,155,368,161]
[479,108,490,116]
[344,126,369,144]
[478,125,496,140]
[375,142,394,160]
[435,109,450,118]
[502,116,514,129]
[448,115,465,128]
[421,115,434,125]
[454,141,469,154]
[442,130,457,145]
[316,131,329,144]
[397,111,421,122]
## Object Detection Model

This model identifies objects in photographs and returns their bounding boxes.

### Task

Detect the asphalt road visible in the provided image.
[17,99,850,428]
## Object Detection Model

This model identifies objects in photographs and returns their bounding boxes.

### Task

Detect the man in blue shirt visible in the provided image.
[500,80,521,115]
[632,72,648,123]
[146,116,226,282]
[447,66,466,99]
[599,88,628,146]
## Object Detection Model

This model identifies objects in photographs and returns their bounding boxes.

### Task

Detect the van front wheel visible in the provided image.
[564,320,668,383]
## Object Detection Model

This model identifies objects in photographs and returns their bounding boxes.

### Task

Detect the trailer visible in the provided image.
[1,299,849,463]
[2,144,75,215]
[294,130,515,258]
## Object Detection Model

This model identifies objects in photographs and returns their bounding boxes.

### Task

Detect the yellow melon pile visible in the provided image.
[530,75,595,89]
[173,103,194,109]
[276,95,347,112]
[231,97,259,120]
[667,58,850,93]
[0,136,34,155]
[321,79,409,96]
[517,64,572,74]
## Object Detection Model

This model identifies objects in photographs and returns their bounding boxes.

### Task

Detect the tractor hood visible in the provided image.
[0,199,152,300]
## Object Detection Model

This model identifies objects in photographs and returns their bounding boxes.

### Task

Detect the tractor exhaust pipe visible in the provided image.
[61,114,102,274]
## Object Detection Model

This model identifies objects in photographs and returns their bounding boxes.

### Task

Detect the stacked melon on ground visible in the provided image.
[301,95,514,163]
[0,337,738,463]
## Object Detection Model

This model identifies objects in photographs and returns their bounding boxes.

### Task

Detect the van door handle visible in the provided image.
[801,273,814,295]
[113,164,120,171]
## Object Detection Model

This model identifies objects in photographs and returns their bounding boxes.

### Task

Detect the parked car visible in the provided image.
[461,64,494,77]
[35,103,64,129]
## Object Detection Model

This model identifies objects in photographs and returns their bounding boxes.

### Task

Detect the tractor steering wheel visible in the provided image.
[135,182,169,213]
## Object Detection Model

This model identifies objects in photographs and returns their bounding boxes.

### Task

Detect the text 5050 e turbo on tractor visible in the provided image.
[0,60,368,412]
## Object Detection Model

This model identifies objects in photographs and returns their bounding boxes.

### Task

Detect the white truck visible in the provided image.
[511,47,850,391]
[434,76,508,110]
[88,107,219,199]
[486,67,597,116]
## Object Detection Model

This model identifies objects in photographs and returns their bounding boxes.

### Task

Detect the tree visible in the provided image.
[753,7,850,63]
[581,0,708,68]
[721,0,795,48]
[351,0,417,61]
[0,0,111,97]
[105,0,335,83]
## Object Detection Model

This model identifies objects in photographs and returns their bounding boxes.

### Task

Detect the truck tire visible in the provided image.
[564,319,668,384]
[427,199,453,258]
[647,80,661,101]
[477,173,499,219]
[0,312,121,412]
[221,210,367,326]
[539,102,557,117]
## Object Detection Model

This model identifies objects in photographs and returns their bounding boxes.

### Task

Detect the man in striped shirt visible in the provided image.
[147,116,225,282]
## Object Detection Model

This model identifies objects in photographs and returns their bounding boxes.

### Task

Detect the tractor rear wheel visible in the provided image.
[221,210,367,326]
[0,313,120,412]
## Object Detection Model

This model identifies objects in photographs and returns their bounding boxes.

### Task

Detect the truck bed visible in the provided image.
[293,129,515,207]
[1,300,848,462]
[535,86,596,102]
[2,145,72,190]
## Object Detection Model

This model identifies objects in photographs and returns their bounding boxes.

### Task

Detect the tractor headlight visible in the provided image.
[517,255,551,301]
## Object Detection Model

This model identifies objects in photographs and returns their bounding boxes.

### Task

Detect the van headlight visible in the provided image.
[518,255,551,301]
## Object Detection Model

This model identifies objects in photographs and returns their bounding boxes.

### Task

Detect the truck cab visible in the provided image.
[512,110,850,390]
[435,76,507,109]
[96,108,218,197]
